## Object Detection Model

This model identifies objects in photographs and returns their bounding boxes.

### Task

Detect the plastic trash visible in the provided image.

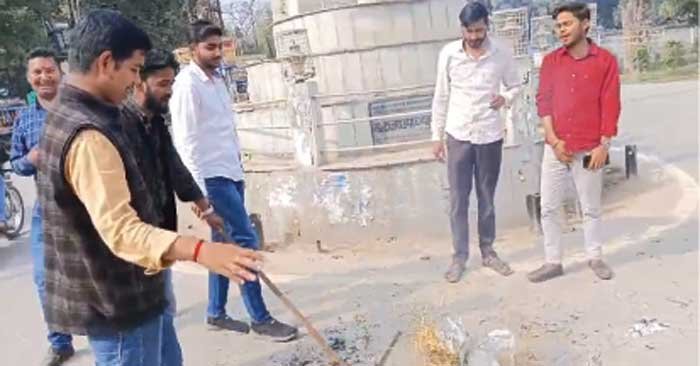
[484,329,516,354]
[464,329,516,366]
[627,318,670,338]
[438,316,470,355]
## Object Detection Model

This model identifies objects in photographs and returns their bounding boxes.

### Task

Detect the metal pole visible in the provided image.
[307,81,323,167]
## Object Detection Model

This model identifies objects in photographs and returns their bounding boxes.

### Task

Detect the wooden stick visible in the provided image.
[377,331,402,366]
[258,271,349,366]
[216,227,349,366]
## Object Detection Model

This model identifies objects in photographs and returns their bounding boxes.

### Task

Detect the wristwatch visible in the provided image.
[600,137,612,150]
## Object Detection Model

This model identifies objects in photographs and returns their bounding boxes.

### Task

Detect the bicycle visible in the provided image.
[0,165,25,239]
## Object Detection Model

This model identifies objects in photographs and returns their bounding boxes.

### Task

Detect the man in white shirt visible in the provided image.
[431,1,522,283]
[170,20,298,342]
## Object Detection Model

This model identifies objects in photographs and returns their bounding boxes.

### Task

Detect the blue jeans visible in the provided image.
[30,208,73,352]
[162,269,182,365]
[88,311,182,366]
[205,177,271,323]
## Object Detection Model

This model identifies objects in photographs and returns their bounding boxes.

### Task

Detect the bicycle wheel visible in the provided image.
[4,184,25,239]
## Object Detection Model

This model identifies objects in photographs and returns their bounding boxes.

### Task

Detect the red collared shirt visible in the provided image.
[536,42,621,152]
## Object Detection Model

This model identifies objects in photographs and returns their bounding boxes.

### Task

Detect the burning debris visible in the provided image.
[269,315,381,366]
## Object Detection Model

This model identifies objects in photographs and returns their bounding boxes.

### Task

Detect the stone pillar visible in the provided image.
[286,80,322,167]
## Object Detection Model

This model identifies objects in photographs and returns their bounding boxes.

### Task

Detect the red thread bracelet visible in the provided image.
[193,240,205,262]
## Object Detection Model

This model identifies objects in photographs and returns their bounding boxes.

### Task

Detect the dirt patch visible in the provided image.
[269,315,382,366]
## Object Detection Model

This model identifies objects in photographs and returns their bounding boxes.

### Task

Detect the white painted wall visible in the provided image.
[237,106,296,155]
[242,0,537,154]
[273,0,463,56]
[245,62,288,102]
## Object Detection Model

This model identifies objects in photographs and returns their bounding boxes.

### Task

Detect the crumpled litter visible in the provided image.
[627,317,670,338]
[466,329,516,366]
[438,316,470,356]
[435,318,516,366]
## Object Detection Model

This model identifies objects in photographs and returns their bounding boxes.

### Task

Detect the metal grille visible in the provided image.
[588,3,599,39]
[531,15,557,53]
[492,7,529,58]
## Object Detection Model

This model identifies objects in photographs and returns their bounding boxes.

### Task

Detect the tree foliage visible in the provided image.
[657,0,699,25]
[633,46,653,71]
[223,0,274,57]
[662,40,687,68]
[67,0,191,49]
[0,0,200,97]
[0,0,60,97]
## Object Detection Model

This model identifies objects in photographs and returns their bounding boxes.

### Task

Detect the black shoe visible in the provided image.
[206,315,250,333]
[251,317,298,342]
[41,347,74,366]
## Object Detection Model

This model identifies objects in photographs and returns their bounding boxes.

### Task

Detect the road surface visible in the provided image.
[0,80,697,365]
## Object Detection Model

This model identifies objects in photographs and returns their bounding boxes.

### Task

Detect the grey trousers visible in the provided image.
[446,135,503,263]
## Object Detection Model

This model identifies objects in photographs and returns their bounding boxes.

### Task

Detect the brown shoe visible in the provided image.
[482,254,514,276]
[527,263,564,283]
[589,259,614,280]
[444,260,466,283]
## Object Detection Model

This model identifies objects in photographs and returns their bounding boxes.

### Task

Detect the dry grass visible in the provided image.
[413,316,460,366]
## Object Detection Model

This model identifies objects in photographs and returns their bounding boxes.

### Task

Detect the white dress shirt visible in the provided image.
[170,62,244,196]
[431,38,522,144]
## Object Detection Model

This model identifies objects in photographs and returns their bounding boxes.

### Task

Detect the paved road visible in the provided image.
[614,80,698,179]
[0,80,696,365]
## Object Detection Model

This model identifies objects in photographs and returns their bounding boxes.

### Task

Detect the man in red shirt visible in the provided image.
[528,2,621,283]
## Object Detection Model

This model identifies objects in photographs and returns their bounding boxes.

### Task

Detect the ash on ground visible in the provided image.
[269,315,381,366]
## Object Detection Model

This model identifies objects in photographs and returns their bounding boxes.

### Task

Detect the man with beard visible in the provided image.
[120,48,226,365]
[170,20,298,341]
[431,1,522,283]
[528,2,620,283]
[11,48,75,366]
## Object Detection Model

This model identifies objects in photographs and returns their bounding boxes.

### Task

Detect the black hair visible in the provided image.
[552,2,591,22]
[141,49,179,80]
[26,48,60,67]
[68,9,152,73]
[459,1,490,28]
[188,20,223,45]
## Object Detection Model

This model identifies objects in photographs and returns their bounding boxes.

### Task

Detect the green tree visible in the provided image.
[223,0,275,57]
[662,40,687,69]
[0,0,194,97]
[658,0,699,25]
[633,46,653,71]
[0,0,59,97]
[71,0,191,49]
